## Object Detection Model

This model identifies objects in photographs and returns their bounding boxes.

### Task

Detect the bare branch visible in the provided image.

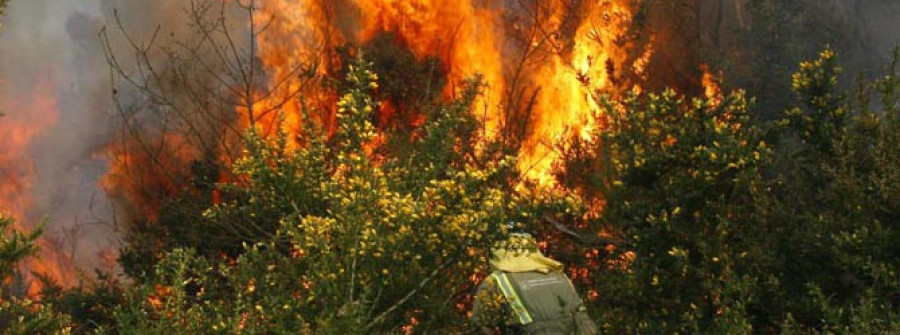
[364,256,457,331]
[541,214,627,248]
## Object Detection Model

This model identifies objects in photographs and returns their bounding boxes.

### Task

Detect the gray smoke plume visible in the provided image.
[833,0,900,75]
[699,0,900,71]
[0,0,203,279]
[694,0,900,118]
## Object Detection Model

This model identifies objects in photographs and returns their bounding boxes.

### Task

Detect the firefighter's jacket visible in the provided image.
[472,270,599,334]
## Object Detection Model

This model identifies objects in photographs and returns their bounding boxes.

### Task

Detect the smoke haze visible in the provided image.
[0,0,202,278]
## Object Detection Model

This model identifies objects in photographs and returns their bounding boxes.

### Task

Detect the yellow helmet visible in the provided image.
[489,232,563,273]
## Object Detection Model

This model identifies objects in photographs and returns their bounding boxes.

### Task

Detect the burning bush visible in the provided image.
[106,55,580,333]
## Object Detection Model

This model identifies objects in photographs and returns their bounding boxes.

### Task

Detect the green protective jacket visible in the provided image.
[472,271,599,334]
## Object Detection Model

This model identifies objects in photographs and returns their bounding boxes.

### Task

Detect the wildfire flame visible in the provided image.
[521,0,635,185]
[701,63,723,105]
[103,0,732,231]
[250,0,346,138]
[0,78,76,296]
[252,0,639,186]
[101,134,201,221]
[353,0,507,133]
[88,1,736,305]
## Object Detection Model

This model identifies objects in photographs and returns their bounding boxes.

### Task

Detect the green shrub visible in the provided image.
[587,88,767,333]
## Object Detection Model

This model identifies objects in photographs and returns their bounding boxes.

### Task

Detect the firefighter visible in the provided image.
[471,230,599,334]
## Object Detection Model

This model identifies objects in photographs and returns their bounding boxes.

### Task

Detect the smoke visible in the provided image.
[0,0,201,279]
[692,0,900,118]
[702,0,900,70]
[833,0,900,75]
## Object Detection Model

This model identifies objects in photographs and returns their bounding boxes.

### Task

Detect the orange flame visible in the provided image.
[521,0,636,185]
[0,78,77,296]
[252,0,507,142]
[99,1,652,229]
[701,63,723,105]
[252,0,638,187]
[250,0,346,140]
[101,133,201,221]
[352,0,507,133]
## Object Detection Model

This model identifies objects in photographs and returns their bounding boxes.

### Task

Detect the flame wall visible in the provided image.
[253,0,639,184]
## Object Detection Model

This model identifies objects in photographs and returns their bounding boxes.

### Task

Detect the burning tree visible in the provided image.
[0,7,70,333]
[0,216,42,293]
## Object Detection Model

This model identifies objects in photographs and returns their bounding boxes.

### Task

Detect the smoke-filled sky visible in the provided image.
[840,0,900,73]
[0,0,196,276]
[0,0,899,278]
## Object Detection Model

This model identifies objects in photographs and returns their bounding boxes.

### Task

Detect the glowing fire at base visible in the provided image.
[701,63,723,105]
[0,78,76,296]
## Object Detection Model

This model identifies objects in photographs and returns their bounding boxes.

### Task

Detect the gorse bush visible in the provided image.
[585,88,768,333]
[585,48,900,333]
[756,48,900,333]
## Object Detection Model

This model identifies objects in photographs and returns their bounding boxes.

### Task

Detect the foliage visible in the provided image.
[0,16,75,335]
[752,48,900,333]
[101,248,310,334]
[6,0,900,328]
[0,215,42,283]
[35,275,127,334]
[98,47,900,334]
[0,215,73,334]
[102,1,273,279]
[580,47,900,333]
[105,54,566,333]
[585,88,768,333]
[725,0,818,118]
[0,298,73,335]
[707,0,860,120]
[117,190,220,281]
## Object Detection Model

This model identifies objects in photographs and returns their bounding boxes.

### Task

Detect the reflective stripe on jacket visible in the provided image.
[489,271,598,335]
